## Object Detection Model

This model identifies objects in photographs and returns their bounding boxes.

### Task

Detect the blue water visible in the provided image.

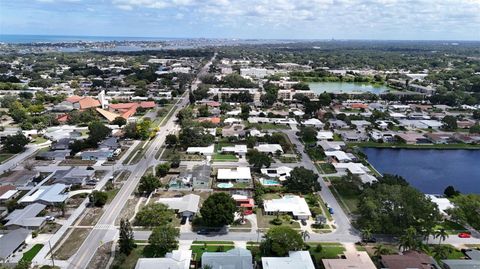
[0,34,172,44]
[260,179,281,186]
[363,148,480,194]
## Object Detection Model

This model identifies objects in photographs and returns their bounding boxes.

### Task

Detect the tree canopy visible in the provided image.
[138,174,161,195]
[283,167,321,194]
[246,149,272,170]
[199,192,237,227]
[260,226,304,257]
[147,225,179,257]
[135,203,174,227]
[2,132,29,153]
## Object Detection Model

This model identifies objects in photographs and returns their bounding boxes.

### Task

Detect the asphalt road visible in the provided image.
[67,55,215,269]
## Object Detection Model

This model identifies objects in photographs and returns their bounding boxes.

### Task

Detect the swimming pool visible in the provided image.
[217,182,234,188]
[259,178,281,186]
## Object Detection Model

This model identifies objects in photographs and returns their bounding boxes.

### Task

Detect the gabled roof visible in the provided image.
[202,248,253,269]
[5,203,46,228]
[19,184,69,204]
[96,108,120,122]
[0,228,30,259]
[157,194,200,213]
[66,95,82,103]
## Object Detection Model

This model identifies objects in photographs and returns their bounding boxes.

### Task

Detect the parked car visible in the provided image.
[197,229,209,235]
[458,233,471,238]
[188,215,194,222]
[328,207,334,214]
[301,219,307,226]
[362,237,377,243]
[180,216,187,225]
[45,216,56,222]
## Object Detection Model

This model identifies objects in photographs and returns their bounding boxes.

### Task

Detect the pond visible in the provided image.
[308,82,390,94]
[363,148,480,194]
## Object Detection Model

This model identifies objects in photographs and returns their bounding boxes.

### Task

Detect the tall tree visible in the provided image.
[147,225,179,257]
[284,167,321,194]
[138,174,161,195]
[2,132,29,153]
[434,228,449,245]
[246,149,272,170]
[118,219,136,255]
[260,226,304,256]
[200,192,237,227]
[135,204,174,227]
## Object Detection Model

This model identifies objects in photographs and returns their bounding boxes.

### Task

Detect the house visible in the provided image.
[425,133,451,144]
[52,167,95,186]
[332,163,369,176]
[329,119,348,129]
[441,249,480,269]
[81,149,113,161]
[232,194,254,215]
[157,194,200,218]
[99,137,120,150]
[260,166,293,181]
[224,118,243,125]
[222,124,246,138]
[426,195,454,215]
[135,250,191,269]
[249,129,266,137]
[317,141,345,151]
[302,118,324,129]
[322,251,376,269]
[262,251,314,269]
[36,149,71,161]
[317,131,334,140]
[254,144,283,155]
[0,185,17,202]
[18,184,69,205]
[202,248,253,269]
[396,133,428,144]
[5,203,47,229]
[221,145,248,156]
[217,167,251,182]
[381,251,439,269]
[186,145,215,156]
[263,195,311,220]
[325,151,352,163]
[338,130,368,142]
[0,170,39,189]
[0,228,30,261]
[51,138,73,150]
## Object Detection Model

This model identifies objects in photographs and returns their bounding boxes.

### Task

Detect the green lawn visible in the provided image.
[191,245,235,261]
[329,178,361,214]
[213,153,238,162]
[434,220,468,235]
[308,243,346,260]
[111,245,146,269]
[192,241,234,245]
[256,210,301,229]
[33,137,48,144]
[317,163,337,174]
[21,244,44,262]
[0,153,14,163]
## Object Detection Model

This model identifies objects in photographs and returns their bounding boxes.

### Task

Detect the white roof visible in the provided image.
[332,163,369,175]
[221,145,248,154]
[302,118,324,126]
[317,131,334,140]
[254,144,283,153]
[262,251,315,269]
[325,151,351,162]
[426,195,454,214]
[263,195,311,217]
[224,117,242,124]
[226,110,241,116]
[157,194,200,213]
[260,166,293,181]
[359,174,378,184]
[135,250,191,269]
[217,167,251,180]
[0,190,18,200]
[186,144,214,155]
[249,129,265,137]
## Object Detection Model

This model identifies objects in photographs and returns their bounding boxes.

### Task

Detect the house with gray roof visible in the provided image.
[262,251,315,269]
[18,183,69,205]
[157,194,200,218]
[0,228,30,261]
[80,149,113,161]
[201,248,252,269]
[441,249,480,269]
[36,149,71,161]
[52,167,95,186]
[5,203,47,229]
[0,170,39,190]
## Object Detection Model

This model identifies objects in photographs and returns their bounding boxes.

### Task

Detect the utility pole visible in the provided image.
[48,240,55,267]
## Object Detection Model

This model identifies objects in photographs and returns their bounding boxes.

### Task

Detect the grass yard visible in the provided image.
[256,210,301,229]
[308,242,346,260]
[317,163,337,174]
[33,137,48,144]
[329,178,360,214]
[192,241,234,245]
[213,153,238,162]
[247,123,290,130]
[0,153,14,163]
[191,245,235,262]
[111,245,146,269]
[21,244,44,262]
[434,220,468,235]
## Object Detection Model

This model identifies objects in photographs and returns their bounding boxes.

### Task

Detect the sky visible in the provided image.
[1,0,480,40]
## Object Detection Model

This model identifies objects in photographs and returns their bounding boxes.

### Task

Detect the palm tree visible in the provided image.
[373,244,391,258]
[434,228,448,245]
[432,245,451,260]
[399,227,419,252]
[361,228,372,242]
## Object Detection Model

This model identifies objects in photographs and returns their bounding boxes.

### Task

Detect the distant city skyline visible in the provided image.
[1,0,480,41]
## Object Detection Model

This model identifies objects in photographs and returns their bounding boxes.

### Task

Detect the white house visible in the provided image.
[426,195,454,215]
[317,131,334,140]
[217,167,251,182]
[260,166,293,181]
[263,251,315,269]
[186,145,215,156]
[263,195,311,220]
[221,145,248,156]
[157,194,200,218]
[254,144,283,155]
[302,118,324,129]
[135,250,191,269]
[325,151,352,163]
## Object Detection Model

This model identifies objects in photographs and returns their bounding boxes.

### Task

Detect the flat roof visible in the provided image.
[217,167,251,180]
